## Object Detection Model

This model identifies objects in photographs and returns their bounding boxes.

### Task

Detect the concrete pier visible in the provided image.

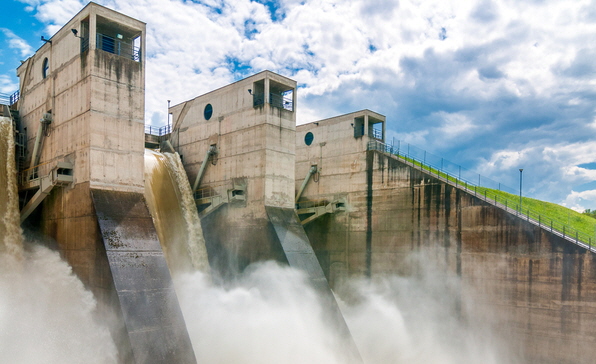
[12,4,195,362]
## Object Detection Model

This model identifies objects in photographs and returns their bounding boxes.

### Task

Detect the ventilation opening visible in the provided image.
[270,80,294,111]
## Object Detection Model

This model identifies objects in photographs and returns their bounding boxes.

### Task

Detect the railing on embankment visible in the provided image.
[368,140,596,253]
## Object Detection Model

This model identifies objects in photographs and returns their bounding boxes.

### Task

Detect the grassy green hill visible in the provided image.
[397,154,596,245]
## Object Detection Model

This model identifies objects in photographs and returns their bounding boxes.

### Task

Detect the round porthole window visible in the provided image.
[42,58,49,79]
[204,103,213,120]
[304,132,314,146]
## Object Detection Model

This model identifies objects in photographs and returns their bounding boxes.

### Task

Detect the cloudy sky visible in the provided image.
[1,0,595,211]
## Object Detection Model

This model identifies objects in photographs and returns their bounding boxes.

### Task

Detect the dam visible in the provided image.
[2,3,596,363]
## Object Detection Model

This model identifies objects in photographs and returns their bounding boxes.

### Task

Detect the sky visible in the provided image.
[0,0,595,212]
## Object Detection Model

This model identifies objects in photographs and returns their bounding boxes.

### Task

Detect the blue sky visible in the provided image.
[1,0,595,212]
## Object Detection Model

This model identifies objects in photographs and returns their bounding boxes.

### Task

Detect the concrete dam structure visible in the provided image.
[1,3,596,364]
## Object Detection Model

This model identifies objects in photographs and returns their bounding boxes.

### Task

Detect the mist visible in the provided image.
[0,244,118,364]
[174,253,521,364]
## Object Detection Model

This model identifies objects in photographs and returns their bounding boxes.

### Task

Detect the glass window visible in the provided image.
[204,104,213,120]
[304,132,314,146]
[42,58,49,79]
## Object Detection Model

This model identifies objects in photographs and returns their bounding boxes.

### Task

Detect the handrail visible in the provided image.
[96,33,141,62]
[145,124,171,136]
[296,198,331,209]
[18,160,55,186]
[368,140,596,251]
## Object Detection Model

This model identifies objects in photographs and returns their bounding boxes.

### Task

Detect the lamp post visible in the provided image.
[167,100,171,133]
[519,168,523,211]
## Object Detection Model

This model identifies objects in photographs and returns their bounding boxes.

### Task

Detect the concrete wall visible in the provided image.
[296,116,596,364]
[15,5,196,363]
[295,110,385,281]
[171,71,297,273]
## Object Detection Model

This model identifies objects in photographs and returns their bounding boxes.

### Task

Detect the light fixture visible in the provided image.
[41,36,52,44]
[71,29,83,39]
[248,89,252,95]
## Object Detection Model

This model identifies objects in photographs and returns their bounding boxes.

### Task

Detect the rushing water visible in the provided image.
[174,255,518,364]
[0,116,23,260]
[1,129,518,363]
[141,147,517,364]
[144,149,210,274]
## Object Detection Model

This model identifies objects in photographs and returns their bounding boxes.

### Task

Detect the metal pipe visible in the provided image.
[30,121,45,169]
[295,165,317,204]
[192,145,216,192]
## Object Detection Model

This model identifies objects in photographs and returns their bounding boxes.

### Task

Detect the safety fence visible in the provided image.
[368,140,596,251]
[145,124,171,136]
[0,91,18,106]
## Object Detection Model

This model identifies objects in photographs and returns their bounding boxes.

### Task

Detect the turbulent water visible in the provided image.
[0,116,117,363]
[174,256,519,364]
[0,127,518,363]
[144,149,210,274]
[0,117,23,260]
[142,146,518,364]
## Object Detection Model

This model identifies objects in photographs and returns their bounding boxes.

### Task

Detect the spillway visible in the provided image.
[0,116,23,260]
[144,149,209,274]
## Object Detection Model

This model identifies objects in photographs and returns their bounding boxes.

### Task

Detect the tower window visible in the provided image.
[204,104,213,120]
[304,132,314,146]
[42,58,49,79]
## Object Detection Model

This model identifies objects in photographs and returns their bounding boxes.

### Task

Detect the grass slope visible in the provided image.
[397,154,596,245]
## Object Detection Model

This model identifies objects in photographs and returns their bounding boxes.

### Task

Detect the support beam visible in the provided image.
[295,165,317,203]
[192,145,216,192]
[20,174,54,223]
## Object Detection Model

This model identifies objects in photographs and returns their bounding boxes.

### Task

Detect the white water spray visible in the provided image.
[174,255,521,364]
[0,116,117,363]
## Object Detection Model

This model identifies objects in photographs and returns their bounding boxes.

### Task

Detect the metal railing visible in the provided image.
[370,127,382,140]
[0,91,19,106]
[145,124,171,136]
[96,33,141,62]
[10,91,19,105]
[194,187,217,200]
[81,36,90,53]
[368,139,596,251]
[296,198,330,210]
[253,93,293,111]
[18,161,54,187]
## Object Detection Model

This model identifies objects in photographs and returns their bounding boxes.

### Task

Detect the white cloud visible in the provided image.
[562,189,596,212]
[8,0,596,208]
[0,28,33,58]
[0,75,19,94]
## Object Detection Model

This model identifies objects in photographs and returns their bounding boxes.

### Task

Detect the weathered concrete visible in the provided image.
[92,189,196,364]
[14,4,195,363]
[265,206,362,363]
[172,72,362,360]
[296,115,596,364]
[170,71,297,273]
